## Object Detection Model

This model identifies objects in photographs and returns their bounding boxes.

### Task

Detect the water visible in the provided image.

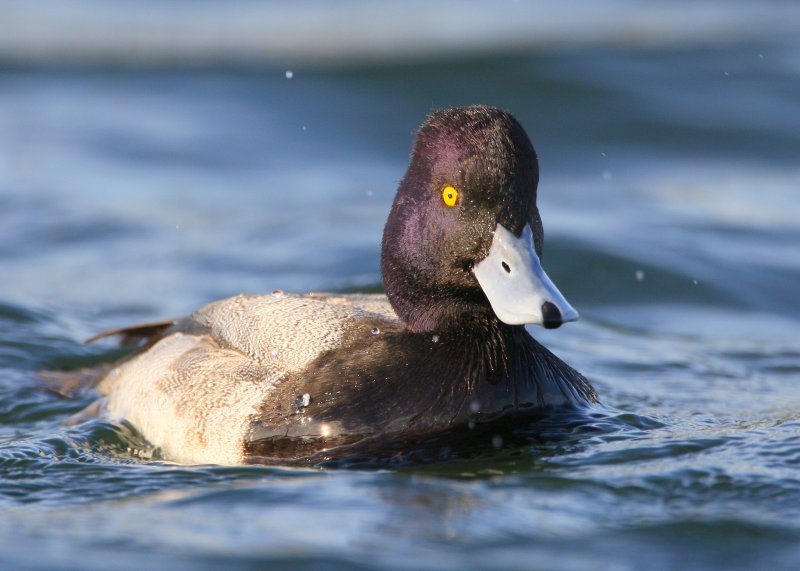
[2,1,800,569]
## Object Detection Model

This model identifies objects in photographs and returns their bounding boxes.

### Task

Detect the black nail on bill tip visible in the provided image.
[541,302,563,329]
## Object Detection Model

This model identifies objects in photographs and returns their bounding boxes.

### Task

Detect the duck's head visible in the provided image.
[381,105,578,333]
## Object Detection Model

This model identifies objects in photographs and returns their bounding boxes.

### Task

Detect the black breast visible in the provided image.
[244,315,596,463]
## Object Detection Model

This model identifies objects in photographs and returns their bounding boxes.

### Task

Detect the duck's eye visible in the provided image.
[442,185,459,207]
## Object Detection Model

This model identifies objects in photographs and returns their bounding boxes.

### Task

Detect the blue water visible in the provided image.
[2,2,800,569]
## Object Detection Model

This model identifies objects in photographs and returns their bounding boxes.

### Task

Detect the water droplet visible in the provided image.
[285,70,294,79]
[432,334,440,344]
[469,400,480,413]
[693,279,699,285]
[302,125,307,131]
[600,152,606,157]
[602,170,613,181]
[271,349,279,358]
[724,71,730,77]
[492,435,503,448]
[468,420,476,430]
[635,270,645,281]
[371,327,380,335]
[293,393,312,408]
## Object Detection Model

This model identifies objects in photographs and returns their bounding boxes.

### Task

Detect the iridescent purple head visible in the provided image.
[380,105,577,333]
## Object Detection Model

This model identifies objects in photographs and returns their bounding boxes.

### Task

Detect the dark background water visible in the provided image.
[1,2,799,570]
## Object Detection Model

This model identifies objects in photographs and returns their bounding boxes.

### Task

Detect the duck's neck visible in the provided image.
[441,313,515,385]
[381,253,492,333]
[392,292,493,333]
[436,314,598,409]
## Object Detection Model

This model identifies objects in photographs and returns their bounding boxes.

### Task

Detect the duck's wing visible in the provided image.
[39,320,177,398]
[84,319,177,347]
[187,292,397,365]
[38,365,116,398]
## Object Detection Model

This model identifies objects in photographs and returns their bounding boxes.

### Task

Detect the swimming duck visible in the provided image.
[77,105,596,465]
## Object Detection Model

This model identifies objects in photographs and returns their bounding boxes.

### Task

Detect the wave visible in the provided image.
[1,0,798,68]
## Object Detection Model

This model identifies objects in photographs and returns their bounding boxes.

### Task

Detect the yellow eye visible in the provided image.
[442,185,459,207]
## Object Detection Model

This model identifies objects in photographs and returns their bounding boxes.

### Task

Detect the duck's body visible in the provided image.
[96,292,593,464]
[71,105,597,465]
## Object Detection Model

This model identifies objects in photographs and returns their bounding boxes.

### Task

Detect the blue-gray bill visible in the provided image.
[472,223,578,329]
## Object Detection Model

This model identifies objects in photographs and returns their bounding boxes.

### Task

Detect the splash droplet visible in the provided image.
[492,435,503,449]
[271,349,279,358]
[293,393,312,408]
[285,70,294,79]
[432,335,440,343]
[635,270,645,281]
[469,400,480,413]
[371,327,380,335]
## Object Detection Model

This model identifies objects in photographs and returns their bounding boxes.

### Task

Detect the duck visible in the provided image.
[70,105,597,465]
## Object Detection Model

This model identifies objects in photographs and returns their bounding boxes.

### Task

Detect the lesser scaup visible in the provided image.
[71,105,597,465]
